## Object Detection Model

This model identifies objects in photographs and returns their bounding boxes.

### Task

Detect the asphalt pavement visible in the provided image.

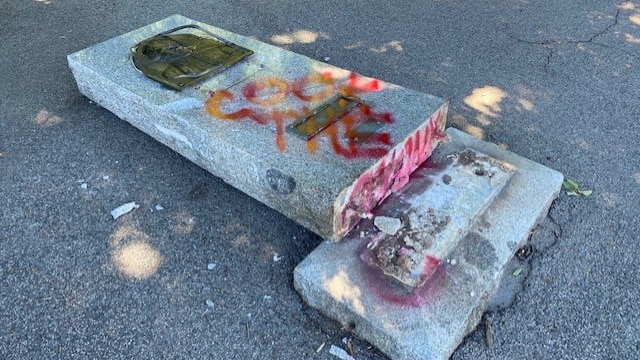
[1,0,639,359]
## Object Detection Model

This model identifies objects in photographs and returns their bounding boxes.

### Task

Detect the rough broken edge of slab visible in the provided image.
[334,108,447,240]
[294,128,564,360]
[66,14,448,241]
[360,148,516,288]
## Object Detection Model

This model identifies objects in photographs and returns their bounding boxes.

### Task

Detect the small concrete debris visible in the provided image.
[154,204,164,211]
[323,56,331,62]
[316,342,326,353]
[207,263,216,270]
[110,202,139,219]
[80,183,88,189]
[373,216,402,235]
[102,175,109,181]
[273,252,282,262]
[485,318,494,347]
[205,299,215,307]
[329,345,355,360]
[342,337,355,356]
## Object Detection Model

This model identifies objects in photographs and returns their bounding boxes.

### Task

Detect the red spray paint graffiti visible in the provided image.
[204,71,394,159]
[361,254,446,308]
[333,106,448,239]
[352,235,445,308]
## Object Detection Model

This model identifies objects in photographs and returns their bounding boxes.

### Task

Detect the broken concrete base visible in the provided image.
[294,128,563,360]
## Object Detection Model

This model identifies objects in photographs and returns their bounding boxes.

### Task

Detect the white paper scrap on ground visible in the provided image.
[110,202,140,219]
[329,345,355,360]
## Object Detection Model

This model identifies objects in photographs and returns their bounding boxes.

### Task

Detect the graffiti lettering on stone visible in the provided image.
[204,71,395,159]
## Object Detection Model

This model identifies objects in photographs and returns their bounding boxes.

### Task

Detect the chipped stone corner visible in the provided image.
[331,104,448,241]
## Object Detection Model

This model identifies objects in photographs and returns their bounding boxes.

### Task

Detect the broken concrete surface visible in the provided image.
[294,128,563,360]
[67,14,448,241]
[362,148,515,287]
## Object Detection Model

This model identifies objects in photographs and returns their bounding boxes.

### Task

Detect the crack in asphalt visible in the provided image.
[546,211,563,243]
[543,44,553,73]
[505,3,624,72]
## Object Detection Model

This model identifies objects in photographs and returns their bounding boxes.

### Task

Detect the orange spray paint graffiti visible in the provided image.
[204,72,395,159]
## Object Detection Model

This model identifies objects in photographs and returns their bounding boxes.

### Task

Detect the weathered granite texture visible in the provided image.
[361,148,515,288]
[67,15,448,240]
[294,128,564,360]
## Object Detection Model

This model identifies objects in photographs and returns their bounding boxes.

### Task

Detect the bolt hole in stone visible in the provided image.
[442,174,452,185]
[474,168,486,176]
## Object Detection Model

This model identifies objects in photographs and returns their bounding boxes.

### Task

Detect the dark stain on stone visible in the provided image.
[458,149,477,166]
[458,232,497,272]
[266,168,296,195]
[442,174,452,185]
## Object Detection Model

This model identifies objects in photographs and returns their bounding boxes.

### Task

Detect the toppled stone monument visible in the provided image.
[68,15,563,360]
[67,15,448,241]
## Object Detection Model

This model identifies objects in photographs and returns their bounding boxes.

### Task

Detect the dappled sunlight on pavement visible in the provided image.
[33,109,63,127]
[451,113,486,140]
[455,83,542,140]
[369,40,404,53]
[619,1,640,43]
[463,85,508,118]
[624,33,640,43]
[270,29,329,45]
[109,223,163,280]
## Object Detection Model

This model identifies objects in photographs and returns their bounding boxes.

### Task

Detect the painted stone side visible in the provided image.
[333,104,448,240]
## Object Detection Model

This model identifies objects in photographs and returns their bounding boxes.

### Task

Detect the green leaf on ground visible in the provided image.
[562,178,592,197]
[513,268,523,276]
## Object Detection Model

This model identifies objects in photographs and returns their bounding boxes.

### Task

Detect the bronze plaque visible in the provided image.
[131,25,253,91]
